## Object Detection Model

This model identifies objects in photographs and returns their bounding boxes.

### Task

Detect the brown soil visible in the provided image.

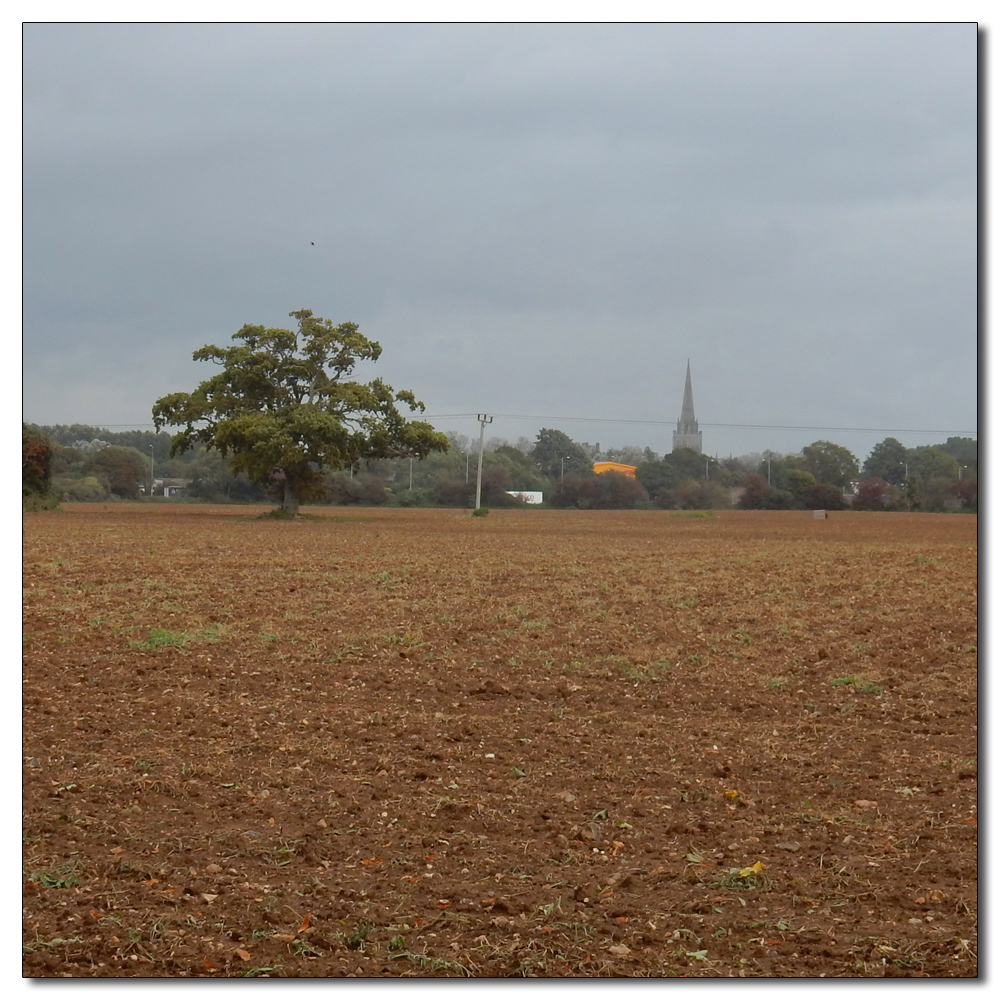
[22,505,977,978]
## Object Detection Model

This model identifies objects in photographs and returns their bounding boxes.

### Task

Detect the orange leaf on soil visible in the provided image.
[235,949,251,961]
[203,958,217,970]
[361,858,383,866]
[615,916,628,923]
[298,914,311,933]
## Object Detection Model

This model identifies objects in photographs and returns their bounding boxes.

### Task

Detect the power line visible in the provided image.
[41,415,977,436]
[419,413,975,436]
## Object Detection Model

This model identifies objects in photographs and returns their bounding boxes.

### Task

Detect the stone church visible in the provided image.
[672,361,703,454]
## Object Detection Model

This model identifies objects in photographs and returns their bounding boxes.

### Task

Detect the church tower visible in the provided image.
[672,360,703,453]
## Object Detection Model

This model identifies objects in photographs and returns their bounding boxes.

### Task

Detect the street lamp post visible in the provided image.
[150,445,155,497]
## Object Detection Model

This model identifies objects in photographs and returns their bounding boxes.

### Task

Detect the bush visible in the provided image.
[23,425,53,496]
[87,446,147,499]
[326,472,391,506]
[429,476,475,508]
[952,477,977,511]
[392,488,434,507]
[23,492,61,512]
[738,473,798,509]
[671,478,733,510]
[52,475,110,502]
[802,483,848,511]
[851,477,891,512]
[550,471,648,510]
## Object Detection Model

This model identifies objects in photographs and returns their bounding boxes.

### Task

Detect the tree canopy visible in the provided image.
[152,309,449,514]
[530,428,593,480]
[801,440,859,490]
[862,437,908,486]
[89,446,147,499]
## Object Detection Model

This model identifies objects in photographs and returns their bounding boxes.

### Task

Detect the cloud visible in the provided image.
[23,22,976,459]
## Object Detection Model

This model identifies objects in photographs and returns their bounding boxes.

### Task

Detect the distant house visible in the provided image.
[593,461,637,478]
[149,478,192,497]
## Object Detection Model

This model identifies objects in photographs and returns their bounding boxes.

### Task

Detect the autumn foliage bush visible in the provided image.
[22,424,53,497]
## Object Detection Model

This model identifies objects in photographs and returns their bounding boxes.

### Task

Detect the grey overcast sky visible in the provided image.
[22,21,977,461]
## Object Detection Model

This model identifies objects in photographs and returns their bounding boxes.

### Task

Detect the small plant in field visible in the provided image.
[290,937,324,957]
[345,919,374,949]
[385,632,422,647]
[613,657,671,683]
[243,966,280,978]
[23,933,83,955]
[767,677,787,688]
[391,951,471,976]
[26,861,83,889]
[709,862,769,891]
[472,507,489,517]
[551,920,596,941]
[831,675,883,695]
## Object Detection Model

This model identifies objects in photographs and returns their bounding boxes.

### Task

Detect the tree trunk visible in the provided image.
[282,479,301,516]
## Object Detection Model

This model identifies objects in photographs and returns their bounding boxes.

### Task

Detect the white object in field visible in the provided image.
[506,491,544,504]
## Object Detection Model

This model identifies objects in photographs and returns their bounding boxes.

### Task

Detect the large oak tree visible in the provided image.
[153,310,449,515]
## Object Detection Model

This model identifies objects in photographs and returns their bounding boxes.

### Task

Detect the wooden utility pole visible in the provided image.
[475,414,493,510]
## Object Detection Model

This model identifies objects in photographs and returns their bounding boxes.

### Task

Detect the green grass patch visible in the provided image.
[130,623,224,650]
[611,656,672,683]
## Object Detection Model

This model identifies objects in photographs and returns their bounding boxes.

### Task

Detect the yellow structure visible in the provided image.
[593,461,637,478]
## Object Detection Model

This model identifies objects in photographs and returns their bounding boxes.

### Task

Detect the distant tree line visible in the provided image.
[23,422,976,514]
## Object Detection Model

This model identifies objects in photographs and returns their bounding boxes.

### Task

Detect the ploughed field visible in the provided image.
[23,505,977,978]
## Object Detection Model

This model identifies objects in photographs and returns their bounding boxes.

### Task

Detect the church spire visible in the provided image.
[680,360,696,426]
[672,360,703,453]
